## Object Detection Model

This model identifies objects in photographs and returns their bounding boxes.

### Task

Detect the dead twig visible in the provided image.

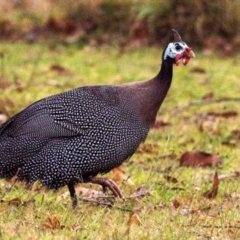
[127,184,154,199]
[183,224,240,229]
[79,197,133,212]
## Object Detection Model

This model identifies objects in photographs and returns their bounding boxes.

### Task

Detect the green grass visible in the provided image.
[0,42,240,239]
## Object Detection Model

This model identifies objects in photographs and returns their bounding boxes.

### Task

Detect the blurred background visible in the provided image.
[1,0,240,55]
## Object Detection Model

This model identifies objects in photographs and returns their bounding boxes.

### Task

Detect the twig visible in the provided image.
[78,184,154,211]
[79,197,133,212]
[126,184,154,199]
[171,97,240,114]
[182,224,240,229]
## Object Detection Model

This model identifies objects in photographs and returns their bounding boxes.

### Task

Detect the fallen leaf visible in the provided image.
[201,91,214,100]
[50,64,72,76]
[112,167,134,185]
[207,111,238,118]
[48,215,60,229]
[152,120,170,130]
[42,214,63,230]
[179,151,222,168]
[8,197,22,206]
[190,67,206,74]
[129,213,141,226]
[202,171,220,199]
[172,199,181,209]
[235,170,240,177]
[164,175,178,183]
[169,187,185,191]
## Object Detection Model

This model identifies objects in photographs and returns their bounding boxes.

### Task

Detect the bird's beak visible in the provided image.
[175,48,195,66]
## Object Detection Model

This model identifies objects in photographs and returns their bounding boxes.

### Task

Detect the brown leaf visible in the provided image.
[235,170,240,177]
[129,213,141,226]
[201,91,214,100]
[207,111,238,118]
[48,215,60,229]
[112,167,134,185]
[151,120,171,130]
[179,151,222,168]
[50,64,72,77]
[164,175,178,183]
[42,214,63,230]
[8,197,22,206]
[190,67,206,74]
[172,199,181,209]
[202,172,220,199]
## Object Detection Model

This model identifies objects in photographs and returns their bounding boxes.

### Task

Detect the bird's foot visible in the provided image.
[90,177,123,198]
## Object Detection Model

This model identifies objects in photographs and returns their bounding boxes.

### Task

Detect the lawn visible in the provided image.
[0,41,240,240]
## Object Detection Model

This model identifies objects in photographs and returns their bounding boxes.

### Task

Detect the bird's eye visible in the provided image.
[175,44,182,51]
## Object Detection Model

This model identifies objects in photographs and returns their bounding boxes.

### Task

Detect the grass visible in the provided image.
[0,41,240,239]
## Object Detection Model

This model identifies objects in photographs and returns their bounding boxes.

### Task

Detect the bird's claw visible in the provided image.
[90,177,123,198]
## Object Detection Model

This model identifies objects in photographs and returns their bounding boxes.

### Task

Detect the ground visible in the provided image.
[0,42,240,239]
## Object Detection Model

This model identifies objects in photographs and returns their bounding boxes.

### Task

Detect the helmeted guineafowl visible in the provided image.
[0,29,195,207]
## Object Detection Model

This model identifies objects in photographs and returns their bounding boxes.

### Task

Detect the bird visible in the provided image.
[0,29,195,208]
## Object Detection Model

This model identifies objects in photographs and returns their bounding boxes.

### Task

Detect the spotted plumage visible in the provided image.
[0,30,195,207]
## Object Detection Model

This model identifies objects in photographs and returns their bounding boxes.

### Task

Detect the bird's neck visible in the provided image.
[133,59,174,126]
[157,59,173,86]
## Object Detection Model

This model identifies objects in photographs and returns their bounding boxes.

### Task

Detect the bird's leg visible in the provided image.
[90,177,123,198]
[67,180,78,208]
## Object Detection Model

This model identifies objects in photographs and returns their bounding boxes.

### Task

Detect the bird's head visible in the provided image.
[163,29,195,66]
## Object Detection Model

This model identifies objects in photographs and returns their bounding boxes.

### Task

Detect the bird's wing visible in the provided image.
[1,86,121,138]
[45,86,121,134]
[0,101,84,138]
